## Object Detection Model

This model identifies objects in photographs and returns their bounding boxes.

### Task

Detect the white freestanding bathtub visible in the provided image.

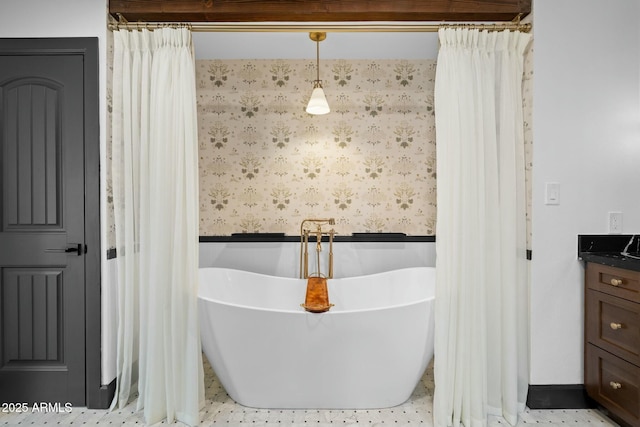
[198,267,435,409]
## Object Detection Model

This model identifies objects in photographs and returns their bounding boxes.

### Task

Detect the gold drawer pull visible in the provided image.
[610,381,622,390]
[610,278,623,286]
[610,322,623,330]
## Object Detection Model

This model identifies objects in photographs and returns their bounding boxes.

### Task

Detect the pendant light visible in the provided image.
[305,32,330,115]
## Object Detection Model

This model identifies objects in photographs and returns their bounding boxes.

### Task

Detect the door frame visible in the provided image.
[0,38,102,408]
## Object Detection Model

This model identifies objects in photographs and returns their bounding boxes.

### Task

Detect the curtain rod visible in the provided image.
[107,21,531,33]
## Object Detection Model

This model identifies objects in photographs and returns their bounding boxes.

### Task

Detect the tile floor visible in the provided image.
[0,357,619,426]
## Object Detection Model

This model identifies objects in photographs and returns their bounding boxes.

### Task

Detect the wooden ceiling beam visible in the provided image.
[109,0,531,23]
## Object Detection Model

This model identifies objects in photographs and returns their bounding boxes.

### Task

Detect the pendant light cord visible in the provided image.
[316,39,320,82]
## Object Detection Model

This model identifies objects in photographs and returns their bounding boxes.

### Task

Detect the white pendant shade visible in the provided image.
[306,86,330,115]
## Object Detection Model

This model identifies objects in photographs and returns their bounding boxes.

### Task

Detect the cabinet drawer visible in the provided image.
[587,263,640,303]
[586,344,640,426]
[587,289,640,365]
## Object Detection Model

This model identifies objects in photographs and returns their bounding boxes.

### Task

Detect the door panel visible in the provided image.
[0,54,86,405]
[4,80,62,229]
[2,269,63,363]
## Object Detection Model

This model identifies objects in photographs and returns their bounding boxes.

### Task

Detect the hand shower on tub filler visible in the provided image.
[299,218,336,313]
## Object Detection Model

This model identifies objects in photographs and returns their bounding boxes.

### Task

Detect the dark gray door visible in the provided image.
[0,53,87,404]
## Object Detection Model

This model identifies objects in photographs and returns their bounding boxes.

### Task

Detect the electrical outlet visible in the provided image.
[609,212,623,234]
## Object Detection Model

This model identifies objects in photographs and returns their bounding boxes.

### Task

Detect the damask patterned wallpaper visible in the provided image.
[196,59,437,236]
[106,42,533,247]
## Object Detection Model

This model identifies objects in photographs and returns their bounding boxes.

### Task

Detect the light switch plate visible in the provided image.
[544,182,560,205]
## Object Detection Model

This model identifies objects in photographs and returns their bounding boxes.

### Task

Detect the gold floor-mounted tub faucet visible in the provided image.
[299,218,335,313]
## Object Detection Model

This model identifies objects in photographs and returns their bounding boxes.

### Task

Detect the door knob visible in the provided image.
[45,243,85,256]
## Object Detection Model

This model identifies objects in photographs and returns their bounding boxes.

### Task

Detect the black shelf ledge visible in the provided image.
[199,233,435,243]
[230,232,286,240]
[350,232,407,241]
[109,235,436,258]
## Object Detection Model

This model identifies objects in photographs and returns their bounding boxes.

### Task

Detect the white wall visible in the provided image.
[199,241,436,277]
[531,0,640,384]
[193,31,440,60]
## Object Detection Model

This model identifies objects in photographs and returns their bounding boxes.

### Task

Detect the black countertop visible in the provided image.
[578,234,640,272]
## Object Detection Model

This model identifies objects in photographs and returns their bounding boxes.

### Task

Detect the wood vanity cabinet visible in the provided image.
[585,262,640,426]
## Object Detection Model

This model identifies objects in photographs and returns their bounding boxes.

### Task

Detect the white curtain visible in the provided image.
[433,28,531,427]
[111,27,204,426]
